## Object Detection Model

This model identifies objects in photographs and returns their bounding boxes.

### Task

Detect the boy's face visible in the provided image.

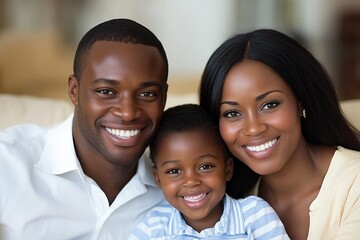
[69,41,167,167]
[153,130,233,230]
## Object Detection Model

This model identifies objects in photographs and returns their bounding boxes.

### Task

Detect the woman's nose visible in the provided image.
[241,114,267,136]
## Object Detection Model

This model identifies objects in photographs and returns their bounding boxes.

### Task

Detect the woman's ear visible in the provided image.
[225,157,234,181]
[298,101,304,117]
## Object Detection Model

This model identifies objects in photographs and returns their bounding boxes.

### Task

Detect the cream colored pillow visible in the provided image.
[0,94,73,129]
[341,99,360,131]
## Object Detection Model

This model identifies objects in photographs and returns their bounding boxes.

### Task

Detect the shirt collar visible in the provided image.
[168,194,246,237]
[34,114,79,175]
[34,114,158,188]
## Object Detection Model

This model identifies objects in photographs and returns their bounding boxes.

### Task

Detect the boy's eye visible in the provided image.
[166,169,181,174]
[199,164,215,171]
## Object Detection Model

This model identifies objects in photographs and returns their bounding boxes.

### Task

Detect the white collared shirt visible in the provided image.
[0,115,164,240]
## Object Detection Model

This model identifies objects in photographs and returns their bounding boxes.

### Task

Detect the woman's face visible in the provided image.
[219,60,302,175]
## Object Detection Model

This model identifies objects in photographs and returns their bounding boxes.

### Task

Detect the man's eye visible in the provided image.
[98,89,115,95]
[139,91,156,97]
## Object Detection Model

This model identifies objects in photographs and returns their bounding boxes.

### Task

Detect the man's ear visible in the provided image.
[68,74,79,106]
[162,83,168,108]
[225,157,234,182]
[152,167,162,188]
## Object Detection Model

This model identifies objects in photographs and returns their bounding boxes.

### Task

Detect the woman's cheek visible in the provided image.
[219,119,237,144]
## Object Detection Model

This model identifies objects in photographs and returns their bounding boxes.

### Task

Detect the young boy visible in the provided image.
[130,104,289,239]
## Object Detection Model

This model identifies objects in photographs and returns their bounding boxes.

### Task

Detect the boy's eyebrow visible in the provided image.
[159,154,219,167]
[160,160,180,167]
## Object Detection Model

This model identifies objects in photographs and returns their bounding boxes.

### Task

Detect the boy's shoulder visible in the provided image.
[146,199,174,216]
[229,194,268,208]
[226,194,273,219]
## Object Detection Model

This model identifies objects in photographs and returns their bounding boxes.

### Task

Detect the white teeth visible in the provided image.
[105,127,140,139]
[246,139,277,152]
[184,193,206,202]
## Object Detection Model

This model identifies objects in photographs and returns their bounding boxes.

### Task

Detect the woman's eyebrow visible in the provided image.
[255,90,282,101]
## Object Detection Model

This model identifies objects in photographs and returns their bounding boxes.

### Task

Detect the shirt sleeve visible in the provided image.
[242,196,290,240]
[334,171,360,239]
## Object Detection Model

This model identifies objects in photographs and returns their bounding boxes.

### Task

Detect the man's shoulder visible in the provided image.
[0,124,48,167]
[1,123,47,141]
[0,119,71,167]
[0,124,49,151]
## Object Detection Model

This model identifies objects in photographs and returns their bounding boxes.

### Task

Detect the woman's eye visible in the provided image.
[222,110,241,118]
[98,89,115,95]
[262,101,279,110]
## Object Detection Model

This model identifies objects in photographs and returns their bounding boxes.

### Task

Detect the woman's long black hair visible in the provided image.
[199,29,360,198]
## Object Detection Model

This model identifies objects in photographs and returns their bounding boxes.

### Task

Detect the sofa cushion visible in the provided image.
[0,94,73,129]
[341,99,360,131]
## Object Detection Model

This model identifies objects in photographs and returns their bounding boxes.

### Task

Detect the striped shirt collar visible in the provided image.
[167,194,246,237]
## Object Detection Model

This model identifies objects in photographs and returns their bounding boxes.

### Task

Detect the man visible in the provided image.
[0,18,168,239]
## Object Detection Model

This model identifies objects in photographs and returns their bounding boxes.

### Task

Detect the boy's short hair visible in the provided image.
[149,104,230,165]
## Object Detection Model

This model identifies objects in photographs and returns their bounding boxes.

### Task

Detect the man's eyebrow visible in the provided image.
[93,78,163,88]
[141,81,163,89]
[93,78,118,85]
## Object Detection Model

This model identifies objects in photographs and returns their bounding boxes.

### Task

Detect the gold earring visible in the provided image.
[302,109,307,118]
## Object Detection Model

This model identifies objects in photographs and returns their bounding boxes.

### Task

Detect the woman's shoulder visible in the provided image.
[323,147,360,187]
[332,147,360,168]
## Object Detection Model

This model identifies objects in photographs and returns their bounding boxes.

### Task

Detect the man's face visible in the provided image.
[69,41,167,166]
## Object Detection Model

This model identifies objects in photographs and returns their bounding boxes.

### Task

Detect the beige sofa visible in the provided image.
[0,93,198,129]
[0,93,359,131]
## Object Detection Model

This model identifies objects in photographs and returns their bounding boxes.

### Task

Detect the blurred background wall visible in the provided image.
[0,0,359,100]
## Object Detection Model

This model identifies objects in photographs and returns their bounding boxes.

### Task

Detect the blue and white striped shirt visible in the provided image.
[130,194,289,239]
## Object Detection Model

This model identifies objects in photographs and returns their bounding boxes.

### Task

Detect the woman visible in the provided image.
[199,29,360,240]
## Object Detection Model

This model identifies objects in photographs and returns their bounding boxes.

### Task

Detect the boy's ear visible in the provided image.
[225,157,234,181]
[152,167,162,188]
